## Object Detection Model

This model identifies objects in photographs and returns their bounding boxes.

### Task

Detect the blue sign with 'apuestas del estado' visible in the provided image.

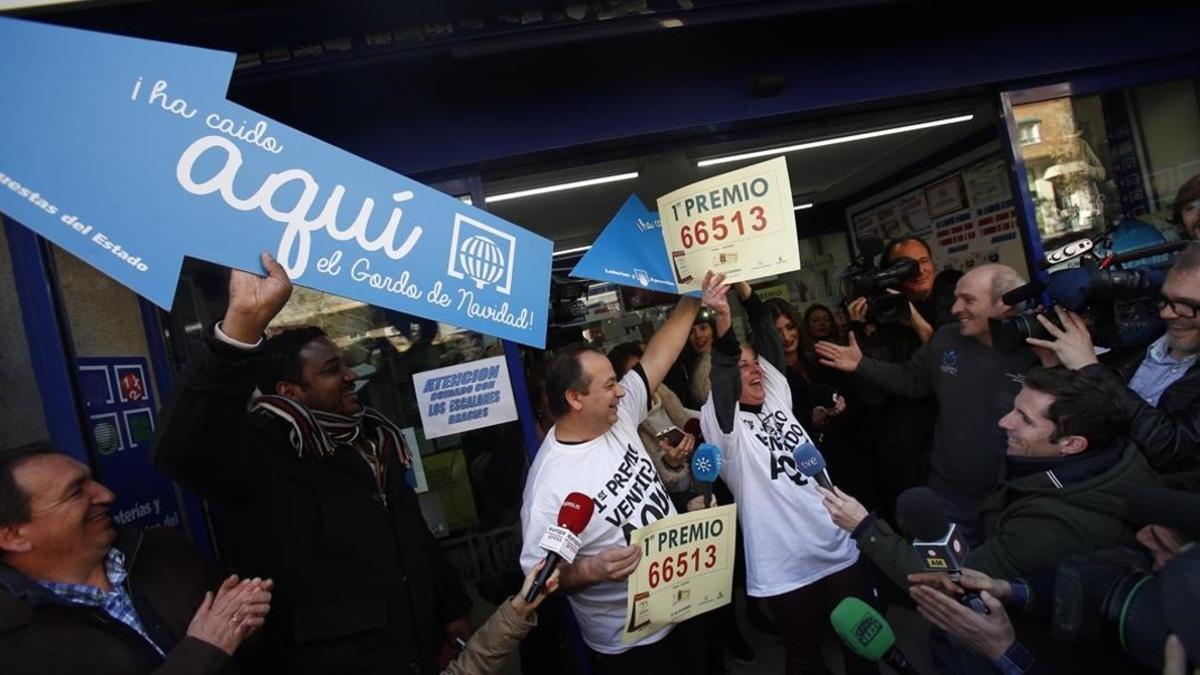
[0,18,552,347]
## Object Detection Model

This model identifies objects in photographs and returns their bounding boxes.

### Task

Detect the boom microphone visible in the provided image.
[525,492,594,602]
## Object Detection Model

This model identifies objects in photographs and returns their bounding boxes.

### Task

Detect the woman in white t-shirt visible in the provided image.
[700,280,879,675]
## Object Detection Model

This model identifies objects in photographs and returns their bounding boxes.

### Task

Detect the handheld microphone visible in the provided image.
[691,443,722,507]
[525,492,594,602]
[830,597,923,675]
[793,442,833,490]
[895,487,987,614]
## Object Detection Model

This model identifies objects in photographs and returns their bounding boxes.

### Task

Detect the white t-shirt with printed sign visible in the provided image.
[520,366,677,654]
[700,358,858,598]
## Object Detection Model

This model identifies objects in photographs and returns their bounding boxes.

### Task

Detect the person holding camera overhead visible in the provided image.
[816,263,1047,546]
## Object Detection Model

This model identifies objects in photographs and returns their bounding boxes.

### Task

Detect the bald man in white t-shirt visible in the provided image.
[520,273,723,675]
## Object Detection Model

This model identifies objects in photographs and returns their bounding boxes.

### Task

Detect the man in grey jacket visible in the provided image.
[815,264,1045,544]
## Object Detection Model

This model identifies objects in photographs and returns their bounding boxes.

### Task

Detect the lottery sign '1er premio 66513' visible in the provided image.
[656,157,800,293]
[0,18,552,347]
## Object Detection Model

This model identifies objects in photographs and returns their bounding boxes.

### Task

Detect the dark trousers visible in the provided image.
[589,617,711,675]
[765,560,880,675]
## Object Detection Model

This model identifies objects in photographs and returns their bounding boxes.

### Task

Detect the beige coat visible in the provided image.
[441,598,537,675]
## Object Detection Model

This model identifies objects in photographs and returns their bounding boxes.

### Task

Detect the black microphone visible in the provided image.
[526,492,595,602]
[1000,279,1045,307]
[895,487,988,614]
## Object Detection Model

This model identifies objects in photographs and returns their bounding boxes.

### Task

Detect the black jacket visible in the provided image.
[152,333,470,675]
[855,325,1039,502]
[1082,349,1200,475]
[853,438,1160,588]
[0,527,231,675]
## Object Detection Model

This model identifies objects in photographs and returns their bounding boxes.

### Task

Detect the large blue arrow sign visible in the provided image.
[0,18,551,347]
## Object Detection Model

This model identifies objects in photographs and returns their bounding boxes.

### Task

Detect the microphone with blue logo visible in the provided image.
[793,441,834,490]
[691,443,723,507]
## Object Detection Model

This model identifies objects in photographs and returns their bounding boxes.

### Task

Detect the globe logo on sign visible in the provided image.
[93,420,121,455]
[457,234,506,289]
[634,268,649,287]
[447,213,517,295]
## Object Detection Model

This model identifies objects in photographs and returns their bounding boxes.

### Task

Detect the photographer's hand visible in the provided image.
[911,586,1014,661]
[847,297,869,323]
[908,302,934,343]
[1025,306,1098,370]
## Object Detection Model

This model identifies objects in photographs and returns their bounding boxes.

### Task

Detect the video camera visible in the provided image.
[1051,485,1199,672]
[989,236,1187,351]
[843,237,919,324]
[1052,544,1197,671]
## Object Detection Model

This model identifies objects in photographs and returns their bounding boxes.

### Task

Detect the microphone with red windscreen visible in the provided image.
[525,492,595,602]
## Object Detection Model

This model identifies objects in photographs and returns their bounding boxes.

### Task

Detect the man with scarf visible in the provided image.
[153,253,470,675]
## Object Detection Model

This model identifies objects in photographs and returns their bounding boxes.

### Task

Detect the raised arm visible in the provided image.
[638,272,723,392]
[152,253,293,501]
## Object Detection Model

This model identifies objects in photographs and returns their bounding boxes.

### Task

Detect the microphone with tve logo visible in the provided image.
[525,492,595,602]
[794,442,833,490]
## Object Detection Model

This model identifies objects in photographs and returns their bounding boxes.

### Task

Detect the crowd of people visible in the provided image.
[1,176,1199,674]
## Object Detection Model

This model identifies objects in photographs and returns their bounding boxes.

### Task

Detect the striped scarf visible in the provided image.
[251,395,411,467]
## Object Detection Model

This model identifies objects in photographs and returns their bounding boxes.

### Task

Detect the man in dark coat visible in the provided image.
[0,442,270,675]
[153,253,470,675]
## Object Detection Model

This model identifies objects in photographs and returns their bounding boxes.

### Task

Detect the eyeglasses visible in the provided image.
[1158,296,1200,319]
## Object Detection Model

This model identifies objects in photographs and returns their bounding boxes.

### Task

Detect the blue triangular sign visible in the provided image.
[572,195,677,293]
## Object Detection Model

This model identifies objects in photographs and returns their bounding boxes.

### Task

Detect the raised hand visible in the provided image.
[1025,306,1099,370]
[700,271,730,316]
[814,331,864,372]
[223,251,293,343]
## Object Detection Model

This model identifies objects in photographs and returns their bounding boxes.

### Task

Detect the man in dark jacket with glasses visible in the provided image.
[1027,243,1200,475]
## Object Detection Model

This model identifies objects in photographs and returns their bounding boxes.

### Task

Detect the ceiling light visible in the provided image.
[486,172,640,203]
[553,245,592,257]
[696,114,975,168]
[793,203,814,211]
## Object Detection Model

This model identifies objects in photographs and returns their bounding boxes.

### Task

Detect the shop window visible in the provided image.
[1009,78,1200,250]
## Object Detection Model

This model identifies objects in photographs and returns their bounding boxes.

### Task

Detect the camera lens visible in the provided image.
[989,312,1056,352]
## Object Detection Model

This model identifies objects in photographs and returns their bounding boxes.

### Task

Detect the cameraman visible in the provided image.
[847,236,953,346]
[1026,243,1200,475]
[840,236,955,522]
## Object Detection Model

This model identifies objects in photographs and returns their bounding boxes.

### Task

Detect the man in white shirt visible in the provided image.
[519,272,721,675]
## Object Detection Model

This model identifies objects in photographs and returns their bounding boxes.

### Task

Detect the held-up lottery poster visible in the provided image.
[657,157,800,293]
[412,356,518,439]
[623,505,737,643]
[0,18,551,348]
